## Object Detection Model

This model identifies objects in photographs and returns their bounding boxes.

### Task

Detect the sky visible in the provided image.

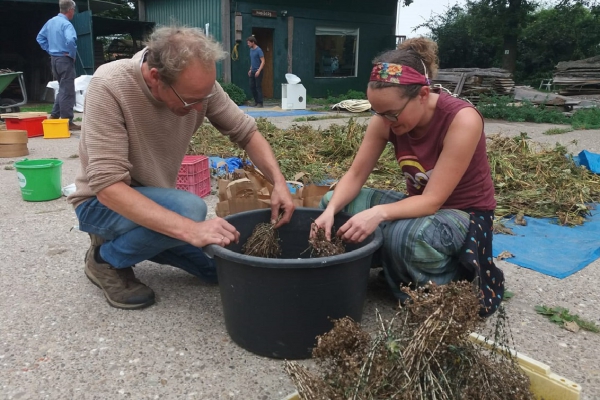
[396,0,467,37]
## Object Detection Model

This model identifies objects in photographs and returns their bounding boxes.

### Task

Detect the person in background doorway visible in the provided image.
[36,0,80,131]
[247,36,265,108]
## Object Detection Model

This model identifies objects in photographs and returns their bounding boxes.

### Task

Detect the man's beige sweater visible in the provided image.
[67,50,257,209]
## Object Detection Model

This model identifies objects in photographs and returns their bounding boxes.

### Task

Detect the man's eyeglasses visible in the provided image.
[170,84,216,108]
[370,98,412,122]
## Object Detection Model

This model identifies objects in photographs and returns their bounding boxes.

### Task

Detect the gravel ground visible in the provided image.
[0,113,599,399]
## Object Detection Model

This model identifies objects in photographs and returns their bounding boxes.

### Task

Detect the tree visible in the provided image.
[95,0,138,20]
[404,0,536,73]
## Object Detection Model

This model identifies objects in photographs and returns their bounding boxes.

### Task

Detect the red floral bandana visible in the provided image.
[369,62,430,86]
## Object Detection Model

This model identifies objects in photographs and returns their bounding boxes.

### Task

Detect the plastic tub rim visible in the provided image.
[205,208,383,269]
[14,158,63,169]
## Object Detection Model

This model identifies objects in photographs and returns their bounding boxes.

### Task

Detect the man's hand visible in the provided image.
[248,69,252,77]
[188,217,240,248]
[270,182,295,228]
[255,69,261,77]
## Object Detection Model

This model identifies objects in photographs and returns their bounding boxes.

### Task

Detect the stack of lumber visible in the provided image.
[513,86,580,112]
[431,68,515,104]
[553,56,600,95]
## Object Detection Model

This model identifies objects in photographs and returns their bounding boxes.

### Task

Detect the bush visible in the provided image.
[220,82,247,105]
[477,95,569,124]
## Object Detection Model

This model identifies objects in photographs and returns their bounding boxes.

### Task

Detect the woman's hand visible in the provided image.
[337,207,385,243]
[311,209,336,241]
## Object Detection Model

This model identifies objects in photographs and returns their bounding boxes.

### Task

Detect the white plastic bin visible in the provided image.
[281,84,306,110]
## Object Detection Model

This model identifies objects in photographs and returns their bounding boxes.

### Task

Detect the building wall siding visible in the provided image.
[145,0,224,77]
[144,0,396,99]
[231,2,396,98]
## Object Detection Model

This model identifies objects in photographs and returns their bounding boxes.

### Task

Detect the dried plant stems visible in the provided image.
[241,222,281,258]
[285,281,535,400]
[305,226,346,258]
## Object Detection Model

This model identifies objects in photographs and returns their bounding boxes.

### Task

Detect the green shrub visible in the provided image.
[220,82,247,105]
[477,95,569,124]
[571,108,600,130]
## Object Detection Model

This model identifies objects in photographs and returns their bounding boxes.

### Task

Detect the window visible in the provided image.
[315,27,359,78]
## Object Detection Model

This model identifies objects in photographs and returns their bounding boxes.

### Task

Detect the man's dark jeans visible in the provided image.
[50,56,76,121]
[249,70,263,105]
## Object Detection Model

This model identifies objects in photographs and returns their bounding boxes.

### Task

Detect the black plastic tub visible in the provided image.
[206,207,383,360]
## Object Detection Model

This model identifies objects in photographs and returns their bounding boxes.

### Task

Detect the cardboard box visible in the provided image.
[215,167,333,218]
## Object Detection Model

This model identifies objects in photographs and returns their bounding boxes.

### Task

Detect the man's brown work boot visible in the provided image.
[84,242,155,310]
[85,234,105,263]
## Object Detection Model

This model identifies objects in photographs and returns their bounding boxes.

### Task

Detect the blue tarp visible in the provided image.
[493,209,600,278]
[578,150,600,174]
[239,106,324,118]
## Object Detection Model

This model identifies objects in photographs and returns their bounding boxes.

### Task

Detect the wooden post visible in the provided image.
[287,17,294,73]
[221,0,231,83]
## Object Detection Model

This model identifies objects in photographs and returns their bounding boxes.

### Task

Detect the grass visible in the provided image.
[543,127,573,135]
[477,94,600,130]
[20,104,53,113]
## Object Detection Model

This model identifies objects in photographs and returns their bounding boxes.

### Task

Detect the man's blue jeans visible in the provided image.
[75,187,217,283]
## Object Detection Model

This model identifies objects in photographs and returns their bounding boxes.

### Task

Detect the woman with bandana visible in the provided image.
[312,38,504,317]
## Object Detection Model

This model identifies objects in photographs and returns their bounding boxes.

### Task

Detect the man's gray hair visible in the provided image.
[146,26,227,84]
[60,0,76,13]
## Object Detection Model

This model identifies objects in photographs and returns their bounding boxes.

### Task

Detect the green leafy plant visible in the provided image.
[542,127,573,135]
[571,108,600,130]
[535,305,599,333]
[219,81,247,105]
[477,95,569,124]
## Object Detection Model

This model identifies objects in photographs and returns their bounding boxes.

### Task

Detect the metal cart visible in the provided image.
[0,71,28,114]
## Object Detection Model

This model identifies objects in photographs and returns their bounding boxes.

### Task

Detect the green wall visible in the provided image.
[230,2,396,99]
[144,0,397,99]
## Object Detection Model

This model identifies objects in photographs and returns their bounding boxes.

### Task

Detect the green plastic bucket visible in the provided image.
[14,158,63,201]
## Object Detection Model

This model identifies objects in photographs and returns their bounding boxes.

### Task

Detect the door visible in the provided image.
[252,28,274,99]
[71,10,94,76]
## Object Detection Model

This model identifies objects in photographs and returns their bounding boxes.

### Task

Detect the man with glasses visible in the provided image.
[68,26,295,310]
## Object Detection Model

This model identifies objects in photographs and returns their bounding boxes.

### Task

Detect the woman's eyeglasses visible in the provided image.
[370,98,412,122]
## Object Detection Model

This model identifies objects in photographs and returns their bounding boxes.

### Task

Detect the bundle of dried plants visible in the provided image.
[305,226,346,258]
[241,222,281,258]
[285,281,534,400]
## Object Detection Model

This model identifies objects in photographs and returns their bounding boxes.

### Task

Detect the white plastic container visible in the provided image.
[281,83,306,110]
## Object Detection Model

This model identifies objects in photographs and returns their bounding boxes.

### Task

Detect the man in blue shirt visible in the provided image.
[247,36,265,108]
[36,0,80,131]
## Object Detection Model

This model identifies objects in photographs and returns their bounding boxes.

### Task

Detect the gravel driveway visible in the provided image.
[0,114,598,399]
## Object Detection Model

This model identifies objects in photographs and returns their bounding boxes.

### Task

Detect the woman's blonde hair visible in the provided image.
[369,37,439,99]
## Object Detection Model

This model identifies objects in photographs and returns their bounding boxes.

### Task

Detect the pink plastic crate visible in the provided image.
[177,176,211,197]
[177,155,209,185]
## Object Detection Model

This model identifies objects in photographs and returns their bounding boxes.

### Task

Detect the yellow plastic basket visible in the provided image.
[42,119,70,139]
